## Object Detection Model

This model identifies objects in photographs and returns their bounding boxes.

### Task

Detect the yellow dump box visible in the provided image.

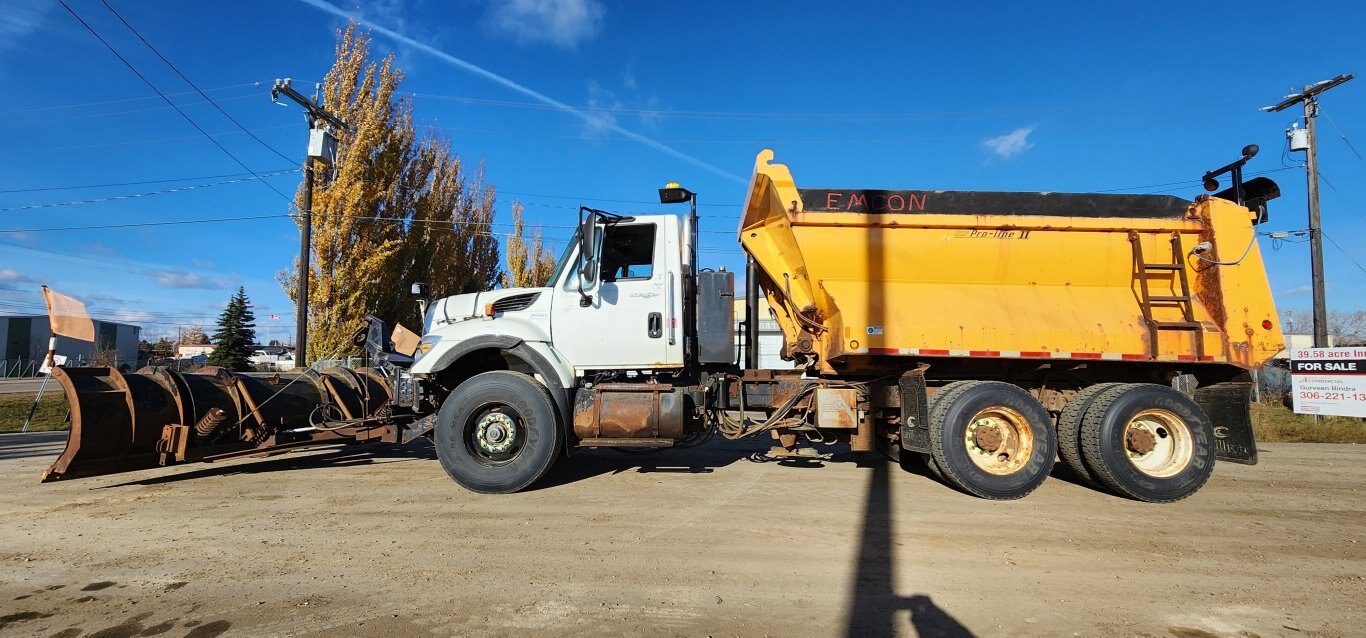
[739,150,1283,377]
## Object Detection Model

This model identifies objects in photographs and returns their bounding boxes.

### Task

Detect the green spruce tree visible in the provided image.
[207,287,258,372]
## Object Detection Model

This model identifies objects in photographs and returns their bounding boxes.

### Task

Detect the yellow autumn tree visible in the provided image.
[281,22,500,362]
[501,201,558,288]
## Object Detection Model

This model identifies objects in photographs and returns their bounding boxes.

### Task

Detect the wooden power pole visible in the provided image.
[271,78,345,367]
[1262,74,1354,348]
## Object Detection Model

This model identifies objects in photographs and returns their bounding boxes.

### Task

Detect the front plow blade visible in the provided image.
[40,366,397,483]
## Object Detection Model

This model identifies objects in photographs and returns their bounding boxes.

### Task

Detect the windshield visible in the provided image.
[547,228,580,287]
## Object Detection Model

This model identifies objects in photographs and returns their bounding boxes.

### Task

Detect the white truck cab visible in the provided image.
[410,213,688,382]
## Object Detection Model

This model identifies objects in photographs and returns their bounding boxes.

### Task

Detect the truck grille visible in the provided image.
[492,292,540,313]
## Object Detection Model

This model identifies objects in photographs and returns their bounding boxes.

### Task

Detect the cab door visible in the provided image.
[551,222,672,371]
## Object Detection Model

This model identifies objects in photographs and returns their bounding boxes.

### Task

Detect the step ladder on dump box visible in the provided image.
[1129,231,1203,360]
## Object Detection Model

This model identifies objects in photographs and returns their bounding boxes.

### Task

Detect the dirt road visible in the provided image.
[1,433,1362,637]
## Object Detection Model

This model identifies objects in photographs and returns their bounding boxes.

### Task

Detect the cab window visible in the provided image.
[599,223,655,281]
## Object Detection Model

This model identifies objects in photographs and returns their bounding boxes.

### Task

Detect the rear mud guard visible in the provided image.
[1194,381,1258,465]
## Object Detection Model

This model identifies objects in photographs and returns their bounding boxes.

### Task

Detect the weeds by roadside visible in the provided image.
[0,395,69,432]
[3,393,1363,443]
[1252,403,1366,444]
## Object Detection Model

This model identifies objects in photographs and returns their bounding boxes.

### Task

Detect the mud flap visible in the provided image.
[898,371,930,454]
[1194,381,1258,465]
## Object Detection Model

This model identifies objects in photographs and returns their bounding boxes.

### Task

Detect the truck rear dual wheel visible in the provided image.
[928,381,1057,500]
[434,371,564,494]
[1079,384,1215,503]
[1056,382,1125,485]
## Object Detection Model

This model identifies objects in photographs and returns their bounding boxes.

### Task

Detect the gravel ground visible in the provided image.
[0,432,1363,637]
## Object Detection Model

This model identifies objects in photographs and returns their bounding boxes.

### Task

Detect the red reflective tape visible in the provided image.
[1070,352,1103,359]
[1200,355,1216,362]
[1121,354,1149,361]
[1019,351,1050,358]
[918,349,951,356]
[868,348,900,355]
[1176,354,1196,362]
[969,350,1001,357]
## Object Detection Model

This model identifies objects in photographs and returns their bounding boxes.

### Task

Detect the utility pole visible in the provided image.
[1262,73,1354,348]
[271,78,345,368]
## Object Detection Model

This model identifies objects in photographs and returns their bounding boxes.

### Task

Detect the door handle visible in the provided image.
[647,312,663,338]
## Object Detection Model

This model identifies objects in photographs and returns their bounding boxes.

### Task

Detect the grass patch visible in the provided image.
[0,394,70,433]
[1251,402,1366,444]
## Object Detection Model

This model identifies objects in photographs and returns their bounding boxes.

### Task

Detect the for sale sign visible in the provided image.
[1289,347,1366,418]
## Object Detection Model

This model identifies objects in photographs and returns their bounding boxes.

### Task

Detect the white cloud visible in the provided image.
[192,258,216,270]
[981,126,1036,161]
[484,0,604,48]
[107,309,158,324]
[0,0,51,53]
[151,269,229,290]
[583,80,620,136]
[0,268,38,284]
[1280,285,1313,297]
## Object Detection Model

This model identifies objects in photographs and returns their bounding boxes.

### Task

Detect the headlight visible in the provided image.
[415,335,441,359]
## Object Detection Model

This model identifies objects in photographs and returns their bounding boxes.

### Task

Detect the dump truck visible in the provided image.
[40,147,1283,502]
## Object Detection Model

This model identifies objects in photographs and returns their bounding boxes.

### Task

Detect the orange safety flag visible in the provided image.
[391,323,420,357]
[42,285,95,342]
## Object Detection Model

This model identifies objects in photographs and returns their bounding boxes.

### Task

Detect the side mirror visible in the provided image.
[578,218,598,286]
[577,215,598,306]
[411,282,429,317]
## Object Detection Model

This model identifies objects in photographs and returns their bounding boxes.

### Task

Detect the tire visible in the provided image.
[920,453,946,480]
[928,381,1057,500]
[434,371,564,494]
[1079,383,1215,503]
[1056,382,1125,486]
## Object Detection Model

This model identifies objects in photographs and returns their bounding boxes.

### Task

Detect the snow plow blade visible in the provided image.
[40,365,399,483]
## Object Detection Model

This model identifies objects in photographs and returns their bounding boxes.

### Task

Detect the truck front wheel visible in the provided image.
[434,371,563,494]
[928,381,1057,500]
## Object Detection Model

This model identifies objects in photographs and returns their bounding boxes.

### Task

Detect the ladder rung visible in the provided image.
[1153,321,1202,330]
[1148,295,1191,302]
[1141,263,1183,270]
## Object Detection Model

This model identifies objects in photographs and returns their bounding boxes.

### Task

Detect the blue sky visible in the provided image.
[1,0,1363,343]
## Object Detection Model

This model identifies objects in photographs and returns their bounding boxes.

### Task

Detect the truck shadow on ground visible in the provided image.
[531,437,777,491]
[0,431,68,461]
[847,459,977,637]
[98,442,439,488]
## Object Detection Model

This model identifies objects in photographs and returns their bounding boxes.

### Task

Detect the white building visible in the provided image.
[177,344,216,358]
[732,297,792,370]
[0,314,141,370]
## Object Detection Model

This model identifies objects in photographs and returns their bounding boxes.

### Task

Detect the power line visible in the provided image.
[98,0,298,166]
[0,169,299,212]
[402,90,1253,123]
[0,286,296,321]
[0,168,296,194]
[2,123,295,155]
[1323,232,1366,274]
[0,82,258,116]
[18,92,262,126]
[56,0,295,204]
[0,214,289,233]
[1318,107,1364,162]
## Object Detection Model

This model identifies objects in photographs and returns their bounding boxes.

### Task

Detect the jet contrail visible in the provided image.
[293,0,746,185]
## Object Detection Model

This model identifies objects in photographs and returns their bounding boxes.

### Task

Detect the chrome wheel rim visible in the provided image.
[962,407,1034,476]
[1123,409,1193,478]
